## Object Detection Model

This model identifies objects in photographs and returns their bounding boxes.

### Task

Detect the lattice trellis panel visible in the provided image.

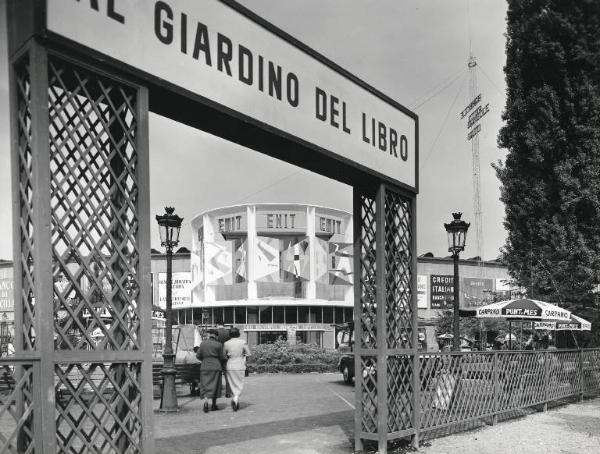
[387,355,413,432]
[384,191,413,349]
[0,363,36,454]
[360,356,378,434]
[582,349,600,395]
[48,56,141,352]
[355,186,418,451]
[55,362,143,453]
[10,46,151,453]
[544,351,581,401]
[417,349,600,438]
[15,55,37,352]
[358,194,377,350]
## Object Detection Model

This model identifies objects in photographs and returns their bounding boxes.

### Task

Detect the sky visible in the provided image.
[0,0,508,261]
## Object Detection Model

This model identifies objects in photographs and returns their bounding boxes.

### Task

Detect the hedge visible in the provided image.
[246,340,341,374]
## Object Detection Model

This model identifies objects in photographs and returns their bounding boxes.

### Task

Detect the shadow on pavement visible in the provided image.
[550,412,600,437]
[155,410,354,454]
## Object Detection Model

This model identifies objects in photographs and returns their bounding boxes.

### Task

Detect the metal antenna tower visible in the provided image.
[468,54,484,265]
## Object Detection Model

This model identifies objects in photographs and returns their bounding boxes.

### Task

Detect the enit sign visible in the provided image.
[46,0,417,189]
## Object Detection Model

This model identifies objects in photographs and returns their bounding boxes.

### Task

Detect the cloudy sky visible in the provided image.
[0,0,508,261]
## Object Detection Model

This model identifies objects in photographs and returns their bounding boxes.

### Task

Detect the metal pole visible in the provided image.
[453,253,460,351]
[160,245,178,411]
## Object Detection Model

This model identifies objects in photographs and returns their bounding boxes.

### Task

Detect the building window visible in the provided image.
[206,308,214,326]
[273,306,284,323]
[224,306,234,324]
[214,307,224,324]
[298,306,309,323]
[334,307,343,324]
[323,306,333,324]
[344,307,353,323]
[309,306,322,323]
[247,306,259,324]
[259,306,272,324]
[234,306,246,324]
[285,306,297,323]
[296,331,322,347]
[259,331,286,344]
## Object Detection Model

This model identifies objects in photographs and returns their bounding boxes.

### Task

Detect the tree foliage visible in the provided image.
[496,0,600,323]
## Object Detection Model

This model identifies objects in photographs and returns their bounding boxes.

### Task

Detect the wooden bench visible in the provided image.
[152,363,201,398]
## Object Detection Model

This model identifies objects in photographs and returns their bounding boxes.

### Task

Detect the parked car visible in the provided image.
[335,322,430,384]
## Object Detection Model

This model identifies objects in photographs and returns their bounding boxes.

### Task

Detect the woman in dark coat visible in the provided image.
[196,329,227,412]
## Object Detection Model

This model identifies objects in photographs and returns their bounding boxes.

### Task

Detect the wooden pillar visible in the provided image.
[375,184,388,454]
[8,33,155,451]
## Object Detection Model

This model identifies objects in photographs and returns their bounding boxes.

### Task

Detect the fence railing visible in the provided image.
[417,348,600,436]
[0,357,41,454]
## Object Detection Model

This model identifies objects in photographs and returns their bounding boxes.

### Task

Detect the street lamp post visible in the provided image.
[156,206,183,411]
[444,212,470,351]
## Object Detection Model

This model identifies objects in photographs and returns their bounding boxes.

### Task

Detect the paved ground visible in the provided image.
[153,372,356,454]
[153,373,600,454]
[418,398,600,454]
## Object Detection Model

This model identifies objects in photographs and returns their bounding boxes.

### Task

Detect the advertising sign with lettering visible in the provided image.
[417,275,428,308]
[256,210,306,233]
[46,0,417,189]
[430,275,454,309]
[314,212,344,236]
[495,278,512,300]
[214,212,247,234]
[462,277,494,308]
[158,272,193,310]
[0,278,13,312]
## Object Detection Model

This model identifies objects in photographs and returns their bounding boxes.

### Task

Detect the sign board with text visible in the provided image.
[158,272,193,310]
[430,275,453,309]
[417,275,428,308]
[0,278,14,312]
[45,0,417,189]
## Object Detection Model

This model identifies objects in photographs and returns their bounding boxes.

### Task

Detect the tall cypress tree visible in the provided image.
[496,0,600,318]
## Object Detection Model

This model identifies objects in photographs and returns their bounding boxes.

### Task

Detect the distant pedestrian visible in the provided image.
[196,329,227,413]
[223,327,251,411]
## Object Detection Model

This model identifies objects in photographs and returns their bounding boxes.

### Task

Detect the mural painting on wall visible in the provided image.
[430,274,453,309]
[314,239,352,286]
[205,239,247,285]
[329,242,353,285]
[191,227,205,302]
[281,239,310,281]
[255,237,310,282]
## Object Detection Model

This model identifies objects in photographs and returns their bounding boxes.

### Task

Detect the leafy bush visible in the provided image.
[246,340,340,373]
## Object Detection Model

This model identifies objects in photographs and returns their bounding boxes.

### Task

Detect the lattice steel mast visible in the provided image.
[468,54,484,265]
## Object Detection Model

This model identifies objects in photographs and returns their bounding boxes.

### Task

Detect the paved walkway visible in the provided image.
[153,373,600,454]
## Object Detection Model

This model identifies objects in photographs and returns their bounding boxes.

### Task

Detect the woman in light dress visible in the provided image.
[223,327,251,411]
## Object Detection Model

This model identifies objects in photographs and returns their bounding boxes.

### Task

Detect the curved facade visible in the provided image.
[188,204,354,348]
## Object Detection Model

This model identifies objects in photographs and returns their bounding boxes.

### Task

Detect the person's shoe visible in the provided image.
[234,401,239,412]
[203,402,209,413]
[230,400,235,410]
[211,403,218,411]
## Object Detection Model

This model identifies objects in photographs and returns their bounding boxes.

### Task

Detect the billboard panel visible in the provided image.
[430,275,453,309]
